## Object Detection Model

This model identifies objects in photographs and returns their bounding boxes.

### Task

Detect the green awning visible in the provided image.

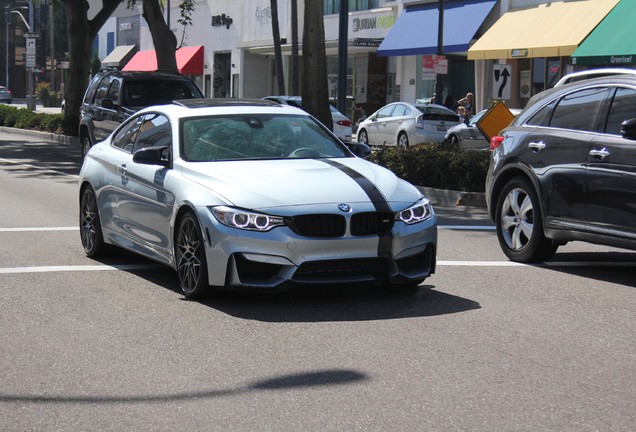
[571,0,636,66]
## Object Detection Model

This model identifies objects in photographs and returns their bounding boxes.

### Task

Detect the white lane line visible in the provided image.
[0,157,79,179]
[0,227,79,232]
[0,264,163,274]
[439,225,495,230]
[1,261,634,275]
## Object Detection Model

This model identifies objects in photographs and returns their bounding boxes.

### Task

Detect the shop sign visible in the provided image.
[212,14,233,29]
[511,49,528,58]
[353,38,383,48]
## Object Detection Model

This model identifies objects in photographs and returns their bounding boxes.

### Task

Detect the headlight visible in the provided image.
[210,206,284,231]
[395,201,433,224]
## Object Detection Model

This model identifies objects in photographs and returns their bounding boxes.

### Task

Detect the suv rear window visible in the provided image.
[123,80,201,106]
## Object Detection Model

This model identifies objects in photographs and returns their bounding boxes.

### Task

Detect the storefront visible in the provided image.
[571,0,636,68]
[467,0,620,111]
[377,0,497,106]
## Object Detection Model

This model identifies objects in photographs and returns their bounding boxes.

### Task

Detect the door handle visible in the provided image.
[528,141,546,151]
[117,164,127,176]
[589,147,610,159]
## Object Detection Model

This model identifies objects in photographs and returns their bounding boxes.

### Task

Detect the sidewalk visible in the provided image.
[6,99,62,115]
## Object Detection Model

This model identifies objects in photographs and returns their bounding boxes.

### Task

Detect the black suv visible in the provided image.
[486,76,636,262]
[79,70,203,157]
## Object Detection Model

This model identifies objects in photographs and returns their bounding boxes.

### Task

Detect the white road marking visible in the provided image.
[0,157,79,179]
[439,225,495,230]
[0,264,163,274]
[0,227,79,232]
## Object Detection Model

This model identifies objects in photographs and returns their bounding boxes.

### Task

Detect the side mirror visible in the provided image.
[620,118,636,140]
[133,146,171,168]
[101,98,114,110]
[347,142,372,159]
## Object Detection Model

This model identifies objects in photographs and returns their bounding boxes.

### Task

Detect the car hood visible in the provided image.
[179,157,423,211]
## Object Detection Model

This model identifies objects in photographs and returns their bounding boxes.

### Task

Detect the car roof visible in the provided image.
[96,69,195,81]
[136,98,308,118]
[554,68,636,87]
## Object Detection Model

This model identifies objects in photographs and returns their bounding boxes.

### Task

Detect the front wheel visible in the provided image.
[495,177,558,262]
[176,212,209,299]
[81,134,93,159]
[79,186,108,257]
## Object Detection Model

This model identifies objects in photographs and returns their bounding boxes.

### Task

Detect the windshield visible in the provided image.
[181,114,350,162]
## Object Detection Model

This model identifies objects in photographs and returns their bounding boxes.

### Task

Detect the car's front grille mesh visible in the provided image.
[351,212,394,235]
[294,258,393,281]
[286,212,395,237]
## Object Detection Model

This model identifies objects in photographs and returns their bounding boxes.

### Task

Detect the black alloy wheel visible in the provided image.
[79,186,107,257]
[176,212,209,299]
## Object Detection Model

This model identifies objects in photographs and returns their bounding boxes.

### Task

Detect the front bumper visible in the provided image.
[195,206,437,290]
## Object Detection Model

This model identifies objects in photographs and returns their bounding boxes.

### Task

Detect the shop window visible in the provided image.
[324,0,380,15]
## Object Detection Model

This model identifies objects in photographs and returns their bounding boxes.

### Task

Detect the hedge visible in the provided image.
[0,104,65,134]
[370,144,489,193]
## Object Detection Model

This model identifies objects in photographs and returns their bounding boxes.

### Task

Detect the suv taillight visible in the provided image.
[490,136,505,150]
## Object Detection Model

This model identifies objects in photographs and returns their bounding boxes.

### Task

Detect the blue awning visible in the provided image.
[377,0,497,57]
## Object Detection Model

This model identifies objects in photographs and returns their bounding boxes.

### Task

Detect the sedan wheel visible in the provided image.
[357,129,368,145]
[176,212,209,299]
[495,177,557,262]
[79,187,107,257]
[397,132,409,148]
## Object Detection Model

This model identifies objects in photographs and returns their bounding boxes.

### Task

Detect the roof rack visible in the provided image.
[173,98,279,108]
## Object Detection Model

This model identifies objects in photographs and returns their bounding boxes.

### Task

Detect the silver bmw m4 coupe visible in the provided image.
[79,99,437,298]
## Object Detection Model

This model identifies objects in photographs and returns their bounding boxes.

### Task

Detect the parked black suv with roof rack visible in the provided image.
[79,70,203,157]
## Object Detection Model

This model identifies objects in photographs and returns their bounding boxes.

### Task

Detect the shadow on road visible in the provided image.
[0,137,82,177]
[0,368,368,405]
[541,251,636,288]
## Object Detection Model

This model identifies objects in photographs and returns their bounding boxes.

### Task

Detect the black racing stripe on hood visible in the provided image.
[321,159,393,258]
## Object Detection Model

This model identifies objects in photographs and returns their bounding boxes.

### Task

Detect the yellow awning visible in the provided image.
[468,0,620,60]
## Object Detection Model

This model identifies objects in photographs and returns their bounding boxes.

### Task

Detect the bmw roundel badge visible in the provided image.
[338,203,351,212]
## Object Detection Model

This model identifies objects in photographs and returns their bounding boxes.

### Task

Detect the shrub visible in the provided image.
[0,104,65,133]
[370,144,489,192]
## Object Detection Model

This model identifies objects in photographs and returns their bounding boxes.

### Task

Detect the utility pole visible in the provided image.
[337,0,348,116]
[435,0,444,105]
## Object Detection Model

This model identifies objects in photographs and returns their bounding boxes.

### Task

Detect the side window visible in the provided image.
[549,87,608,132]
[107,79,122,104]
[376,105,395,118]
[111,116,144,153]
[83,75,102,104]
[132,114,172,153]
[392,104,408,117]
[526,100,557,126]
[94,76,114,106]
[605,87,636,136]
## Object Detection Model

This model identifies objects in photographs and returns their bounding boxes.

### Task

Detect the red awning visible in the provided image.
[122,46,204,75]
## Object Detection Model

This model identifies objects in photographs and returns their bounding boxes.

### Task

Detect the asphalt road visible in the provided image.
[1,130,635,431]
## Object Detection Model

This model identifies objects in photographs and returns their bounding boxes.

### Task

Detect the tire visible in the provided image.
[79,186,108,257]
[449,135,460,149]
[175,212,209,299]
[81,133,93,159]
[357,129,369,145]
[495,177,558,262]
[397,132,409,148]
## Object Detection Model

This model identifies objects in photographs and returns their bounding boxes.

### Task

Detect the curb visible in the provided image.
[0,126,79,146]
[417,186,486,208]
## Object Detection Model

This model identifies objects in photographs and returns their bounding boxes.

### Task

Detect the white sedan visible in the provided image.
[79,99,438,298]
[357,102,459,147]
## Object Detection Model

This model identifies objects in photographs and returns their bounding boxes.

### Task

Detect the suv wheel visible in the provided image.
[81,134,93,159]
[495,177,558,262]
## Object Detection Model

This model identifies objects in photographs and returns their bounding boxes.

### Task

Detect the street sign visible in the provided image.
[476,100,515,142]
[492,64,512,100]
[25,32,40,39]
[26,38,36,68]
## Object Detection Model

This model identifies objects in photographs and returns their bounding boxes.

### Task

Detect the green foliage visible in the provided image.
[370,144,489,192]
[0,105,66,134]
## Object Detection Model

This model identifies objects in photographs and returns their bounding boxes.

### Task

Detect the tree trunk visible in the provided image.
[271,0,285,95]
[290,0,299,95]
[142,0,178,73]
[62,0,122,135]
[302,1,332,130]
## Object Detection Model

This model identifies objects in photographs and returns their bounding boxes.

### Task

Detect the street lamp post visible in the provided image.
[4,5,29,91]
